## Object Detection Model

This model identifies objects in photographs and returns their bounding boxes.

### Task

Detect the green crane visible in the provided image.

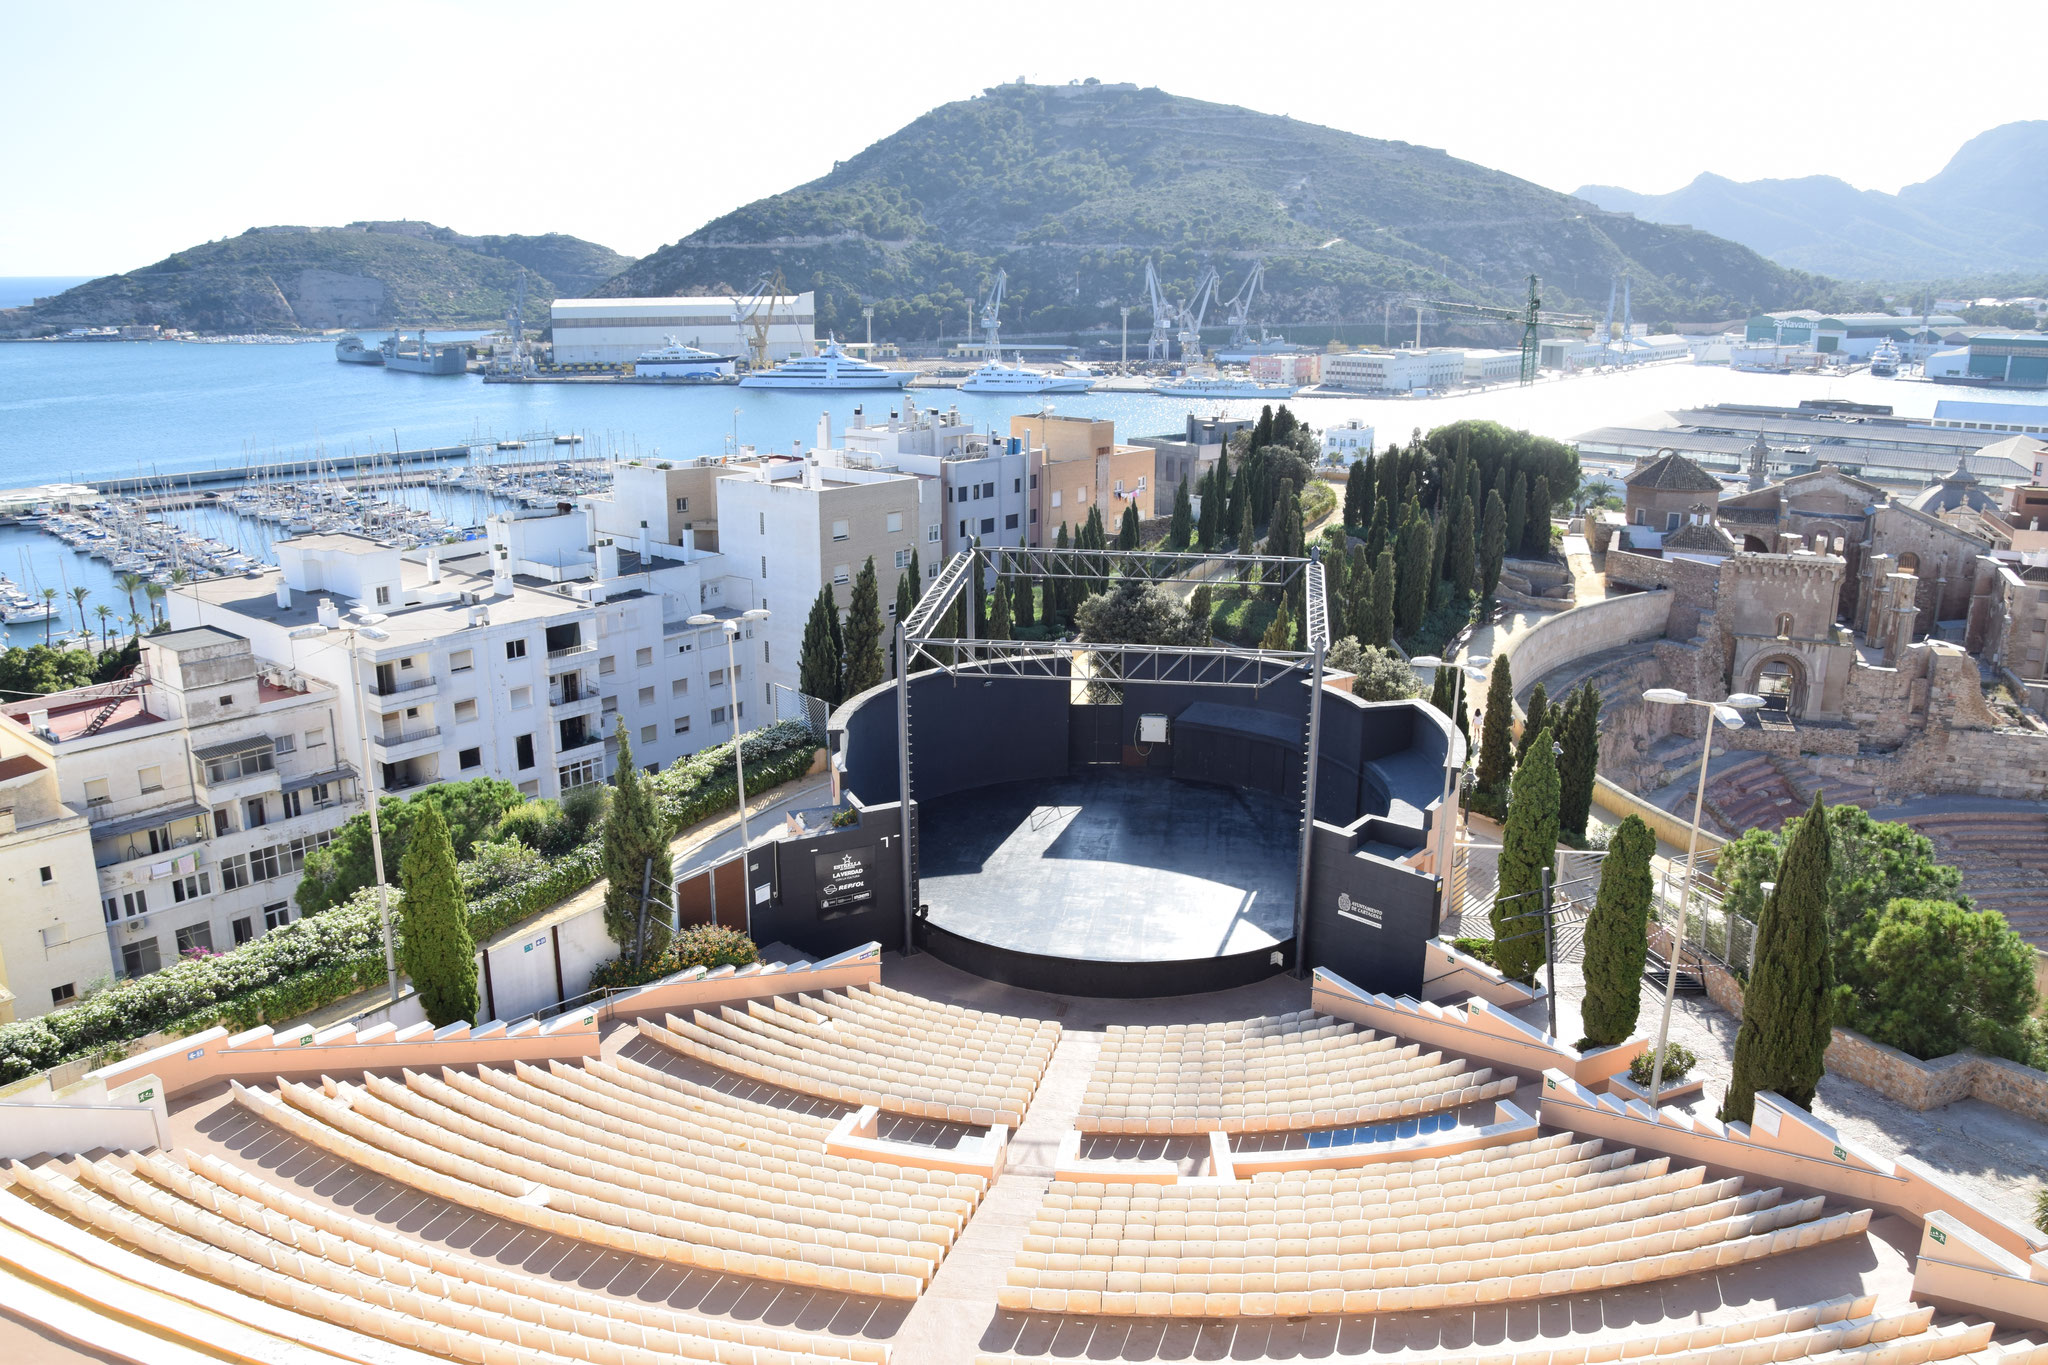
[1402,276,1598,384]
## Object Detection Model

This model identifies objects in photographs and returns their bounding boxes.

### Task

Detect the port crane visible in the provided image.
[978,269,1007,363]
[1142,259,1175,362]
[1176,266,1220,363]
[1400,275,1597,385]
[1223,259,1267,349]
[731,269,790,370]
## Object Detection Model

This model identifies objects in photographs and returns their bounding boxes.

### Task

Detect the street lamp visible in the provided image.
[1640,687,1764,1105]
[290,617,398,1003]
[1411,652,1490,929]
[689,608,771,932]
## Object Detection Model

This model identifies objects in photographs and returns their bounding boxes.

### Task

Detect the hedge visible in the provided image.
[0,724,821,1085]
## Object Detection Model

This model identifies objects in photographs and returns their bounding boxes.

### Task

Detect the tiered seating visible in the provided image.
[1702,756,1805,836]
[225,1050,991,1299]
[997,1131,1870,1318]
[976,1296,2038,1365]
[1901,808,2048,950]
[1078,1009,1518,1135]
[645,982,1060,1126]
[6,1152,887,1364]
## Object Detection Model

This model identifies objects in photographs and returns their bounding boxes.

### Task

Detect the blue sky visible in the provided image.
[5,0,2044,274]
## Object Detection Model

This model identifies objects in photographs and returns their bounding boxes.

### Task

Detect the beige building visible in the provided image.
[1623,451,1725,539]
[1008,414,1157,545]
[0,723,108,1021]
[585,460,727,552]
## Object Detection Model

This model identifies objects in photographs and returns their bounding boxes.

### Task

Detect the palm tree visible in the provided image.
[68,586,90,636]
[144,582,167,627]
[125,611,146,642]
[40,588,57,647]
[93,604,112,649]
[115,573,144,626]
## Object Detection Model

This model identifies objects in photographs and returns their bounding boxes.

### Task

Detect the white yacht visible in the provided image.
[1152,372,1296,399]
[633,337,736,380]
[738,339,915,390]
[959,359,1095,394]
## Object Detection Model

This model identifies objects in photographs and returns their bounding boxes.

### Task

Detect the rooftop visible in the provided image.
[1626,451,1722,492]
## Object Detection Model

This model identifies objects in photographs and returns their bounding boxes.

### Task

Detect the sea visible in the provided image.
[1,330,2044,651]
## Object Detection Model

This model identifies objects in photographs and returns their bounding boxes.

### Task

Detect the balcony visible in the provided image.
[546,641,595,660]
[369,726,442,762]
[557,732,603,754]
[550,684,601,714]
[368,673,439,701]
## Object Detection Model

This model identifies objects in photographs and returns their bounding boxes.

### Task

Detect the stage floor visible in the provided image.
[918,770,1299,964]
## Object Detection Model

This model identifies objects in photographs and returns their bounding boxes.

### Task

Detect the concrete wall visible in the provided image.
[0,1070,169,1159]
[1911,1213,2048,1333]
[1504,589,1675,699]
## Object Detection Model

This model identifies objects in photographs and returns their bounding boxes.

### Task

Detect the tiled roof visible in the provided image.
[1626,452,1722,492]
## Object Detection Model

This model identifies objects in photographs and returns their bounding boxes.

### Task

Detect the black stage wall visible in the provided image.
[748,806,908,958]
[834,667,1072,806]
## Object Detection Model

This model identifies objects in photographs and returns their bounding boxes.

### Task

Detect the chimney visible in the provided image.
[316,597,341,629]
[682,527,695,554]
[275,580,292,610]
[816,411,833,451]
[492,568,514,598]
[426,546,441,583]
[639,526,652,563]
[597,542,620,579]
[28,709,48,735]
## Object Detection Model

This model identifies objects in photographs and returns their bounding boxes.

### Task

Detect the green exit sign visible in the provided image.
[1931,1227,1948,1246]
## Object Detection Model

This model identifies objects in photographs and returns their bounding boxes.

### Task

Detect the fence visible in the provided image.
[769,683,831,743]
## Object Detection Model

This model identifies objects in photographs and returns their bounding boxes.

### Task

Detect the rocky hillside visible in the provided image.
[1577,121,2048,280]
[605,81,1841,342]
[2,223,629,334]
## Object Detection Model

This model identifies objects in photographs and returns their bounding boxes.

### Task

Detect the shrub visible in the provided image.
[585,925,761,992]
[460,838,542,899]
[2036,1186,2048,1237]
[1629,1042,1698,1086]
[1450,937,1497,968]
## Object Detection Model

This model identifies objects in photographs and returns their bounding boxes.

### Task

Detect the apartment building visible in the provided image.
[0,628,357,988]
[832,405,1033,557]
[714,455,937,699]
[0,722,111,1020]
[1007,414,1158,545]
[587,459,726,552]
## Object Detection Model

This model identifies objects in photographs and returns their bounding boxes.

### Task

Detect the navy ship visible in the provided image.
[334,333,384,365]
[380,328,468,375]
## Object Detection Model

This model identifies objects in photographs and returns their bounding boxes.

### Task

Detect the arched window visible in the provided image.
[1757,660,1796,714]
[1775,613,1794,638]
[1897,551,1921,575]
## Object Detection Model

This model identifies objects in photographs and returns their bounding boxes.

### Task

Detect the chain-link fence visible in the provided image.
[1650,862,1756,975]
[769,683,831,745]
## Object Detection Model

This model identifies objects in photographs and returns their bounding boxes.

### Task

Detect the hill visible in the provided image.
[1576,121,2048,280]
[1,223,630,335]
[603,81,1838,342]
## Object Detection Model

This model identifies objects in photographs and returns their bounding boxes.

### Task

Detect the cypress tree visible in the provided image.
[1581,814,1656,1047]
[970,538,987,636]
[1448,489,1477,599]
[1473,657,1515,798]
[599,723,674,963]
[841,556,886,696]
[798,586,842,704]
[1053,522,1073,623]
[397,799,478,1027]
[1252,404,1274,453]
[1505,473,1528,563]
[1347,559,1376,643]
[1394,506,1431,636]
[1083,506,1109,594]
[1515,682,1550,769]
[1169,476,1193,550]
[1118,501,1142,552]
[892,550,920,676]
[1364,498,1388,562]
[1343,458,1370,529]
[1526,474,1552,558]
[1015,573,1037,631]
[1369,546,1397,649]
[1260,598,1293,649]
[989,575,1013,639]
[1427,507,1451,596]
[1196,470,1220,549]
[1721,794,1835,1121]
[1556,681,1603,843]
[1188,583,1213,643]
[1213,444,1233,531]
[1429,664,1454,719]
[1480,487,1507,598]
[1236,488,1257,551]
[1492,724,1559,985]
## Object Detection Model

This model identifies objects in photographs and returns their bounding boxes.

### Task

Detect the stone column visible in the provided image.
[1862,553,1896,643]
[1884,571,1919,665]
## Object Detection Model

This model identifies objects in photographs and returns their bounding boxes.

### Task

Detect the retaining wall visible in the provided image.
[1502,589,1675,699]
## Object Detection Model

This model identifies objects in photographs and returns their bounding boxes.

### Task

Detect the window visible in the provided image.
[305,727,326,750]
[760,555,768,578]
[454,698,477,723]
[1030,508,1038,524]
[272,733,296,757]
[1013,478,1022,494]
[204,749,273,784]
[732,663,743,682]
[1051,491,1062,509]
[38,864,52,884]
[244,797,266,829]
[671,678,688,697]
[763,640,771,664]
[110,888,147,919]
[137,765,162,794]
[833,564,850,585]
[505,639,527,660]
[1078,486,1089,504]
[758,512,765,534]
[831,519,849,541]
[558,757,602,791]
[1632,507,1646,525]
[1030,473,1039,489]
[981,482,995,499]
[263,902,291,932]
[50,982,75,1005]
[1664,511,1681,532]
[219,855,248,891]
[636,647,653,668]
[248,845,282,881]
[928,563,939,579]
[1005,513,1019,530]
[459,747,481,769]
[510,686,532,710]
[709,668,726,688]
[895,548,911,569]
[280,788,302,819]
[640,724,656,744]
[674,716,691,734]
[307,783,334,808]
[1114,479,1125,497]
[232,917,253,945]
[676,495,689,512]
[926,525,939,543]
[599,655,616,675]
[736,701,744,719]
[958,519,967,539]
[980,517,995,535]
[450,649,474,673]
[637,686,655,707]
[887,511,904,533]
[170,872,210,904]
[515,734,535,769]
[217,694,234,707]
[122,941,160,978]
[84,777,110,807]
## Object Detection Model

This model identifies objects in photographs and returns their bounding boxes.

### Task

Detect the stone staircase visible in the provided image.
[1772,757,1878,812]
[1894,808,2048,951]
[1699,755,1806,837]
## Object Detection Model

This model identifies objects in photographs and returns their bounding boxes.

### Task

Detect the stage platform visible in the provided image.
[916,770,1299,996]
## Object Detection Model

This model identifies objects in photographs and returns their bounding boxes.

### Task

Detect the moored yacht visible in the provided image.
[738,338,915,390]
[632,337,737,380]
[1152,371,1296,398]
[960,360,1094,394]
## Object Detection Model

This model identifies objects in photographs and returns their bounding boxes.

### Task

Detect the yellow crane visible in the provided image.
[730,269,791,371]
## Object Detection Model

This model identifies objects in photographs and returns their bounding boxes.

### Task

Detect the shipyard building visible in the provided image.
[548,294,816,366]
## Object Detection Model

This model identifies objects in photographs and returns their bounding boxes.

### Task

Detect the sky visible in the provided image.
[6,1,2046,275]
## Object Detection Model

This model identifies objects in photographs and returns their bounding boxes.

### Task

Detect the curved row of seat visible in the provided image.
[997,1132,1872,1318]
[645,984,1060,1126]
[1078,1009,1518,1134]
[6,1153,884,1365]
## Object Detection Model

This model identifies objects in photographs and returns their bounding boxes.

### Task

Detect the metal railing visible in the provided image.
[546,641,595,659]
[369,674,436,697]
[370,726,441,750]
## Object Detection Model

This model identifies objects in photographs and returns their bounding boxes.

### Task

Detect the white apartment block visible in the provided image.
[0,629,357,991]
[830,405,1034,559]
[0,722,114,1021]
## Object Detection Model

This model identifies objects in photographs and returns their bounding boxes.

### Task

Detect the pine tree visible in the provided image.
[1515,682,1550,769]
[988,575,1013,639]
[1492,725,1559,985]
[397,799,478,1027]
[1369,546,1397,648]
[1188,584,1213,643]
[799,586,842,703]
[841,556,886,696]
[1556,682,1603,843]
[1722,794,1835,1121]
[599,723,674,962]
[1526,474,1552,558]
[1118,502,1141,552]
[1505,474,1528,564]
[1473,657,1515,798]
[1343,458,1370,529]
[1169,476,1193,550]
[1260,599,1293,649]
[1480,487,1507,598]
[1581,815,1655,1047]
[1394,506,1431,637]
[1448,490,1477,598]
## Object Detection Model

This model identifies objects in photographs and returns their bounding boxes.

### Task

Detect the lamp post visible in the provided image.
[1410,652,1490,930]
[689,608,770,933]
[1639,687,1764,1105]
[289,616,398,1003]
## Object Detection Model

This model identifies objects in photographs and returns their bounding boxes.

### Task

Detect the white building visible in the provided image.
[831,406,1034,558]
[1320,348,1465,394]
[1461,349,1523,384]
[0,629,357,989]
[1320,419,1378,465]
[549,295,815,366]
[0,721,113,1021]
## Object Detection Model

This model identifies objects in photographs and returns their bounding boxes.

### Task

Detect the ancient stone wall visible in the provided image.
[1605,552,1722,639]
[1502,589,1673,698]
